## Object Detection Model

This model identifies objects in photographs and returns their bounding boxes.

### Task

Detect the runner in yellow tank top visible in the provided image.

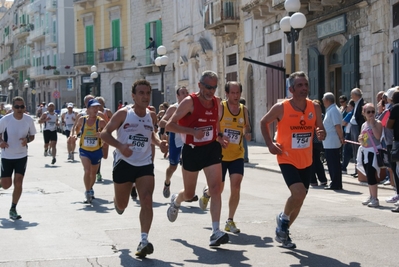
[260,71,326,249]
[73,99,106,204]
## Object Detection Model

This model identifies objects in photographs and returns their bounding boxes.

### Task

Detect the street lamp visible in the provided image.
[280,0,307,74]
[0,85,2,92]
[8,82,13,90]
[24,79,29,89]
[90,65,98,96]
[155,46,169,96]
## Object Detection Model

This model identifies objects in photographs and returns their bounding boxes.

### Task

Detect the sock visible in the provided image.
[141,233,148,243]
[212,221,219,233]
[165,181,170,186]
[173,199,180,207]
[11,203,17,210]
[227,218,233,222]
[281,213,289,221]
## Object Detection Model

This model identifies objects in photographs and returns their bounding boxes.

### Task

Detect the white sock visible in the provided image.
[141,232,148,243]
[212,222,219,233]
[281,213,289,221]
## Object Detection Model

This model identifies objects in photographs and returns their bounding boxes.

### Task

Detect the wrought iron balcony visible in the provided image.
[73,52,97,67]
[204,0,239,33]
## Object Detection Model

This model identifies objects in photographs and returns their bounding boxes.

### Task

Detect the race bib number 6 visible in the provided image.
[129,135,149,151]
[291,132,311,149]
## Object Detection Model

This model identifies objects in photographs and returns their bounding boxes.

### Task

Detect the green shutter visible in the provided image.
[112,19,120,48]
[19,71,23,83]
[341,35,359,97]
[156,20,162,46]
[145,22,150,64]
[308,47,325,101]
[86,25,94,65]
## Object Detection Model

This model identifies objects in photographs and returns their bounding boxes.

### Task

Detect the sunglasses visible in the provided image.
[366,110,375,114]
[339,100,345,103]
[13,105,25,109]
[200,81,217,90]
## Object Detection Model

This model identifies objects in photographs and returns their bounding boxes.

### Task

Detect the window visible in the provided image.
[227,53,237,66]
[111,19,121,48]
[268,40,282,56]
[145,20,162,64]
[394,3,399,28]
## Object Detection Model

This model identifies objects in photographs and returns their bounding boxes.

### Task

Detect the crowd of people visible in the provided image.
[2,70,399,258]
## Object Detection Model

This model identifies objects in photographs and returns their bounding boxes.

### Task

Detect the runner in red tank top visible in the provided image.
[165,70,230,247]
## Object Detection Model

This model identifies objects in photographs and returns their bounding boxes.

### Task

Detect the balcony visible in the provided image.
[46,68,77,79]
[242,0,279,20]
[204,0,239,35]
[74,51,97,71]
[99,47,124,68]
[13,26,30,40]
[46,0,57,12]
[28,26,46,43]
[45,32,57,47]
[4,35,13,46]
[14,57,31,70]
[131,49,154,69]
[73,0,96,8]
[27,1,41,14]
[30,66,46,79]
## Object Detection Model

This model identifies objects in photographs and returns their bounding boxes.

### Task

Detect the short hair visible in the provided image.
[12,96,25,105]
[322,92,335,104]
[348,99,355,107]
[84,94,94,106]
[239,98,246,105]
[339,95,347,102]
[225,81,242,93]
[392,91,399,104]
[149,37,153,41]
[132,79,151,94]
[199,70,218,83]
[162,101,169,109]
[288,71,309,88]
[351,88,363,97]
[176,86,187,96]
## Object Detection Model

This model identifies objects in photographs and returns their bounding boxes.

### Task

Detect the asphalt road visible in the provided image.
[0,124,397,266]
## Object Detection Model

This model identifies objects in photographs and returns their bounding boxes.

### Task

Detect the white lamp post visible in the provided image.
[8,82,13,90]
[0,85,2,92]
[280,0,307,74]
[155,46,169,98]
[90,65,99,96]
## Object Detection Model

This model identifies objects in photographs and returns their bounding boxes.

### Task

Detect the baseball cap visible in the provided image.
[67,103,73,108]
[87,99,101,108]
[385,88,398,100]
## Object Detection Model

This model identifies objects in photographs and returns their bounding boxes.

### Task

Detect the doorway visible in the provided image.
[114,82,122,112]
[328,45,343,100]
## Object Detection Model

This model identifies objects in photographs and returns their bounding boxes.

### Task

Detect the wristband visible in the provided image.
[218,132,223,138]
[159,127,165,135]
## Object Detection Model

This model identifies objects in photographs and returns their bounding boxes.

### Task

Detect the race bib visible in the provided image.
[193,126,213,142]
[84,137,98,147]
[291,132,311,149]
[129,134,149,151]
[224,128,241,144]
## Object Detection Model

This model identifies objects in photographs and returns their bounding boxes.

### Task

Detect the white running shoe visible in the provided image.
[385,194,399,203]
[167,194,179,222]
[209,230,229,246]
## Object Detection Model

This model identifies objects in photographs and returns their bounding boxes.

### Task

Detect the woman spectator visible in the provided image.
[357,103,383,207]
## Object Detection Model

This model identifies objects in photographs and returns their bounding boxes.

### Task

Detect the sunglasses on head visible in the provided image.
[366,110,375,114]
[200,81,217,90]
[13,105,25,109]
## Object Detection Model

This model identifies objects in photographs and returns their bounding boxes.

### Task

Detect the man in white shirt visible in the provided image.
[0,96,36,220]
[39,102,59,164]
[349,88,365,177]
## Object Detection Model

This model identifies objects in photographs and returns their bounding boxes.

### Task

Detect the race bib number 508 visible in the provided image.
[291,132,311,149]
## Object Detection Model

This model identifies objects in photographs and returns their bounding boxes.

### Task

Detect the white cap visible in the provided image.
[67,103,73,108]
[385,88,398,100]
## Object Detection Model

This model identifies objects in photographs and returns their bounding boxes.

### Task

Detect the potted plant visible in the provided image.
[51,66,56,69]
[65,65,70,69]
[53,70,60,75]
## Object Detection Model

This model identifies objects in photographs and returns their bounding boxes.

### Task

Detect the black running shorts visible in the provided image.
[279,163,312,189]
[113,160,154,184]
[1,157,28,178]
[181,141,222,172]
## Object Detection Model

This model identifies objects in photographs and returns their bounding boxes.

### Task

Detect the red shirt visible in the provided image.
[179,93,218,146]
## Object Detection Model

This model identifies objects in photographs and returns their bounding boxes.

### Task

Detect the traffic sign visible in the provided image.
[52,90,60,99]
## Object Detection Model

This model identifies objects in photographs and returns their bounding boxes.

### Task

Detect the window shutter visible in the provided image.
[341,35,359,97]
[86,25,94,65]
[145,22,150,64]
[156,20,162,46]
[308,47,325,101]
[394,39,399,86]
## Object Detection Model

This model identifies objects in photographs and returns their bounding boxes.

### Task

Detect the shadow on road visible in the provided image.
[0,218,39,230]
[73,198,114,213]
[283,249,361,267]
[172,238,251,267]
[119,248,183,267]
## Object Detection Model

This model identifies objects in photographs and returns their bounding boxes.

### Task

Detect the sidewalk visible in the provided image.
[245,141,395,191]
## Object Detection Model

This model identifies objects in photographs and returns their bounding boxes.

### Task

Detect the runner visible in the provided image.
[38,102,58,164]
[260,71,326,249]
[0,96,36,220]
[100,79,168,258]
[165,70,230,247]
[62,103,77,160]
[158,86,189,198]
[200,81,251,234]
[72,99,106,204]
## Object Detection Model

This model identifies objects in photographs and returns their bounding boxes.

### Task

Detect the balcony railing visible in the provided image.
[73,52,97,67]
[27,1,41,14]
[14,57,31,69]
[28,26,46,43]
[4,35,13,46]
[99,47,124,63]
[30,66,46,78]
[13,26,30,39]
[204,0,239,30]
[45,32,57,47]
[131,49,154,67]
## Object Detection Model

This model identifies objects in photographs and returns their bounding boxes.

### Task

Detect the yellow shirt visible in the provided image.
[79,116,102,151]
[220,101,246,161]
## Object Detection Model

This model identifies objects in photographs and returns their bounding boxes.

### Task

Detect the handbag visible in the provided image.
[392,141,399,162]
[368,129,387,168]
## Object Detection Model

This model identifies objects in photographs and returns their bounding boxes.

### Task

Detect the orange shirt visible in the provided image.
[276,99,316,169]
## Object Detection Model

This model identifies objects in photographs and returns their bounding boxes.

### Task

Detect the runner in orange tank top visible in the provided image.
[260,71,326,249]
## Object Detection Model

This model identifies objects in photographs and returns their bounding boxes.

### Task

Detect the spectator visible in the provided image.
[322,92,344,190]
[341,99,355,174]
[146,37,156,63]
[349,88,365,177]
[117,100,123,110]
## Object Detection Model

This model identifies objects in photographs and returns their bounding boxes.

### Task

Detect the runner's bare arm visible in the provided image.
[165,97,195,136]
[313,102,326,141]
[159,106,176,128]
[260,103,283,155]
[100,109,127,150]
